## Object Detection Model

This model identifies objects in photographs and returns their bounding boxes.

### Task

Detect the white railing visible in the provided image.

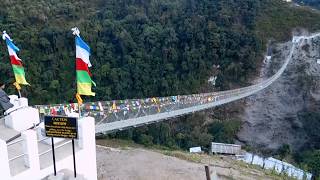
[238,153,312,180]
[0,117,97,180]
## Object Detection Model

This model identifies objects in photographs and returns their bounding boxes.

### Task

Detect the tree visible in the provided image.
[138,134,153,146]
[208,120,241,144]
[277,144,291,160]
[301,150,320,180]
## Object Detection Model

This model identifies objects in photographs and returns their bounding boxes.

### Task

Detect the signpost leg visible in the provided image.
[51,138,57,176]
[205,165,211,180]
[72,139,77,178]
[45,116,78,178]
[75,94,80,178]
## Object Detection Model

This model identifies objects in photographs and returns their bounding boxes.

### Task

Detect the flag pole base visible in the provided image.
[13,82,22,98]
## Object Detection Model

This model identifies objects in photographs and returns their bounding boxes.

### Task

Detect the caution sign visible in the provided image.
[44,116,78,139]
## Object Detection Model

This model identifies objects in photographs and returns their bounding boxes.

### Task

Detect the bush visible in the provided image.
[208,120,241,144]
[138,134,154,147]
[300,150,320,179]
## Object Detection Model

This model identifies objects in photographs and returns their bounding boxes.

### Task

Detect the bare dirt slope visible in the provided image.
[96,141,280,180]
[97,146,205,180]
[237,31,320,151]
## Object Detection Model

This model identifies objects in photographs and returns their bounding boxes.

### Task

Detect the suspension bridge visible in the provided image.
[33,33,319,135]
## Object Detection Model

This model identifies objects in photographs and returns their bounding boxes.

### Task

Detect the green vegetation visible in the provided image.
[0,0,320,177]
[256,0,320,44]
[294,111,320,179]
[0,0,261,104]
[109,114,241,150]
[277,144,292,160]
[209,120,241,144]
[299,150,320,179]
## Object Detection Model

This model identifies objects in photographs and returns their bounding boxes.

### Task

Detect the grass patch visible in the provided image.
[96,138,142,149]
[161,150,203,163]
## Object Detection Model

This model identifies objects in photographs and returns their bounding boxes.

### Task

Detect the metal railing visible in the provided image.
[34,33,320,134]
[94,38,298,133]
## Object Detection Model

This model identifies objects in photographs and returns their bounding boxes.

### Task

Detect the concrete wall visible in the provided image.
[239,153,312,180]
[0,117,97,180]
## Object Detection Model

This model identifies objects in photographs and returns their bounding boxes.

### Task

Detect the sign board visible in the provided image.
[44,116,78,139]
[189,147,202,153]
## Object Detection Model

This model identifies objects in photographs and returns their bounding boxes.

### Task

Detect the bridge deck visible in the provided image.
[33,33,320,135]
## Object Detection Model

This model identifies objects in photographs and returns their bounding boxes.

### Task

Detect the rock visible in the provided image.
[237,32,320,151]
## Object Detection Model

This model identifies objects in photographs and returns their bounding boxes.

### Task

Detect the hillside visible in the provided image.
[238,31,320,151]
[256,0,320,42]
[1,0,320,178]
[107,1,320,178]
[0,0,260,104]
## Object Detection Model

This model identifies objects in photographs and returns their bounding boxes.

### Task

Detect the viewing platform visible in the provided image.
[0,98,97,180]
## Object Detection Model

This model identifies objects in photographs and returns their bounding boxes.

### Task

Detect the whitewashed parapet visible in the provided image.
[239,153,312,180]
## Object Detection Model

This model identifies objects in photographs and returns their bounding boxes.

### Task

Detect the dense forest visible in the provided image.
[0,0,261,104]
[0,0,320,177]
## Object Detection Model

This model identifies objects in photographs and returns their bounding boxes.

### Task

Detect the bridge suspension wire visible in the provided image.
[34,33,319,134]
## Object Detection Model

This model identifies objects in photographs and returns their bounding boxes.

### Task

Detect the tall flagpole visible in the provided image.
[72,27,95,177]
[72,27,82,179]
[72,27,82,119]
[76,93,83,118]
[3,31,30,98]
[78,102,81,118]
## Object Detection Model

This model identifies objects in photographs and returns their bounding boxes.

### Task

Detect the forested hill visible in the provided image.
[0,0,319,106]
[1,0,320,177]
[0,0,258,104]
